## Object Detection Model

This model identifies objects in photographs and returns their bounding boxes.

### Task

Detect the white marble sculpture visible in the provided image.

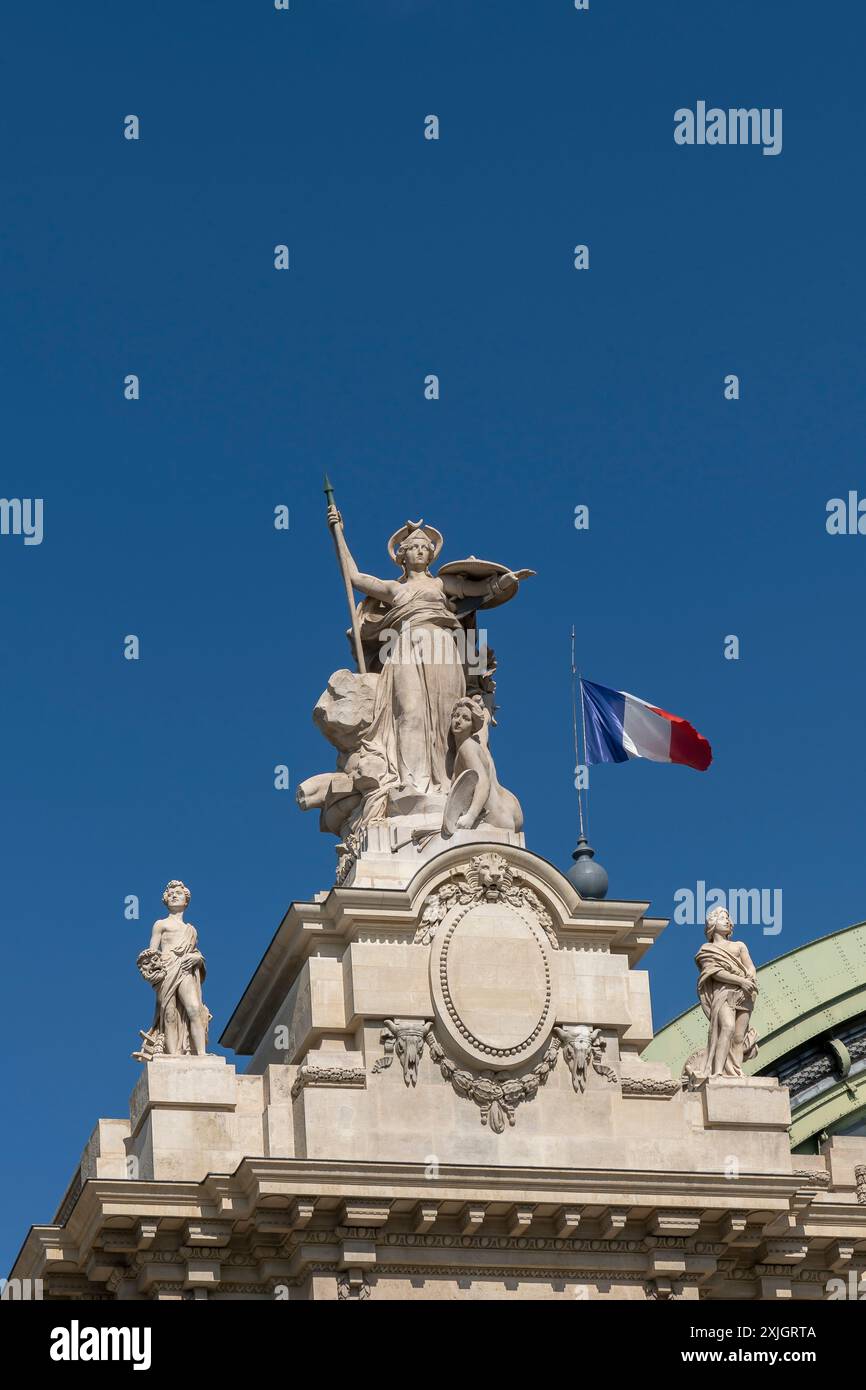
[133,881,212,1060]
[442,695,523,836]
[297,489,532,873]
[684,906,759,1084]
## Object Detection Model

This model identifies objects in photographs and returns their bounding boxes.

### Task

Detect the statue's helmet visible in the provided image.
[387,519,443,567]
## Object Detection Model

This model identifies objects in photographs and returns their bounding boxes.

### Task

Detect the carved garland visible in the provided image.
[291,1065,366,1099]
[620,1076,681,1099]
[791,1169,831,1188]
[427,1032,561,1134]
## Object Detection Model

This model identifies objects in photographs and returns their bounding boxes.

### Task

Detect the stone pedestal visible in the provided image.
[127,1056,265,1182]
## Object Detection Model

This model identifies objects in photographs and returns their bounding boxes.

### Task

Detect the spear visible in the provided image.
[324,475,367,674]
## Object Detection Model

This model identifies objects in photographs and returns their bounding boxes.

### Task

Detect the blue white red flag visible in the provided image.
[581,679,712,771]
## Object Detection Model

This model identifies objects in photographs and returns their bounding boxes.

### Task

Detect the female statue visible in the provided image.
[687,906,759,1081]
[326,507,524,817]
[443,695,523,834]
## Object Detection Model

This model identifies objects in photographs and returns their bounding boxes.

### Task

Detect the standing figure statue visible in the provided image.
[684,906,759,1085]
[133,881,212,1060]
[325,504,529,822]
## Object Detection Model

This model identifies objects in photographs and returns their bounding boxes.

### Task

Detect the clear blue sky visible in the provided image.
[3,1,865,1272]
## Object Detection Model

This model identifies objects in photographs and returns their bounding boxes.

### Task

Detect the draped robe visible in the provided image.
[358,579,465,819]
[147,923,208,1055]
[694,939,757,1077]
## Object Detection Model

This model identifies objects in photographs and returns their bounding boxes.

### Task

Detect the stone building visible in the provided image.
[11,513,866,1299]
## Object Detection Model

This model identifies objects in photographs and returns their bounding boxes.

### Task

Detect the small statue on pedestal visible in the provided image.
[684,906,759,1086]
[133,880,212,1061]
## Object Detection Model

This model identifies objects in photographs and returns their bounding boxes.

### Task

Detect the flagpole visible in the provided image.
[570,627,586,840]
[566,634,608,900]
[579,661,590,842]
[324,474,367,675]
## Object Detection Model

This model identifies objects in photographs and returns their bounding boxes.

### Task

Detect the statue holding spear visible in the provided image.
[298,479,534,848]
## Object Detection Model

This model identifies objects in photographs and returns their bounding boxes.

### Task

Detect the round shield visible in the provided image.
[437,556,535,610]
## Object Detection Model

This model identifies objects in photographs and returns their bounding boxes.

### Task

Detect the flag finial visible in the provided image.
[566,834,608,901]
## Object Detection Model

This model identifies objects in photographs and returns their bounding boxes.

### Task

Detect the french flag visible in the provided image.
[581,679,712,772]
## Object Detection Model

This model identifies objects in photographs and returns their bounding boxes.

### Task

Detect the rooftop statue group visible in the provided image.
[128,497,761,1089]
[297,485,533,876]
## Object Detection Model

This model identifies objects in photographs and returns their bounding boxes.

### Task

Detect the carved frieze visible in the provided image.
[792,1169,831,1188]
[291,1065,367,1099]
[621,1075,680,1099]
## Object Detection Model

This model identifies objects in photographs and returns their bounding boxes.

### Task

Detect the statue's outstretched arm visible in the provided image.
[442,569,530,600]
[329,508,394,602]
[350,569,395,602]
[441,574,488,597]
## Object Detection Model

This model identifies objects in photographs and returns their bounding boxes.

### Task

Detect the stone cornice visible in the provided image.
[13,1148,866,1306]
[18,1153,866,1285]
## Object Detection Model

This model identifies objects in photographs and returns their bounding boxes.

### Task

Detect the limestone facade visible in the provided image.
[13,843,866,1300]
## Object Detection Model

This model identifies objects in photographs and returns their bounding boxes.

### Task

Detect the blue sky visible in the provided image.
[2,1,865,1272]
